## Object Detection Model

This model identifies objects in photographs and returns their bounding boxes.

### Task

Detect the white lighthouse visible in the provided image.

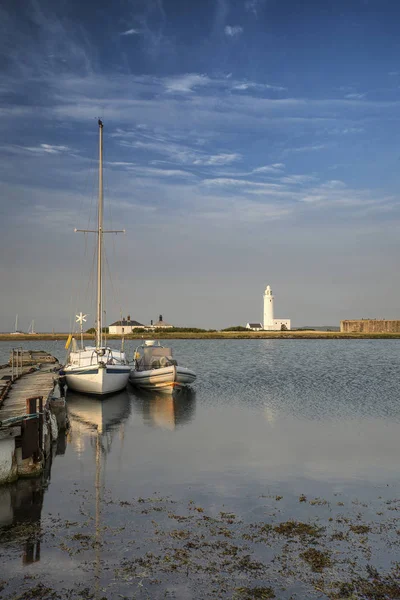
[263,285,274,329]
[263,284,291,331]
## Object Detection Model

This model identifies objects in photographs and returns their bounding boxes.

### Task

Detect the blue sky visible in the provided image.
[1,0,400,331]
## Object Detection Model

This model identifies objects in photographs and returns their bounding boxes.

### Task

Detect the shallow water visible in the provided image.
[1,339,400,599]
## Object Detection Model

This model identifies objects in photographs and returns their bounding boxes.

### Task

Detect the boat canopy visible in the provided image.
[137,346,174,370]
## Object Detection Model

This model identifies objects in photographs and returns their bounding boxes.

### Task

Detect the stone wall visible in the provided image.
[340,319,400,333]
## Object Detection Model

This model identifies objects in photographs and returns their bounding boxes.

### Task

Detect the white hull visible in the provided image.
[129,365,196,392]
[65,365,130,395]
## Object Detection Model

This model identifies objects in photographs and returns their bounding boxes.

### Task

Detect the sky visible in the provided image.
[1,0,400,331]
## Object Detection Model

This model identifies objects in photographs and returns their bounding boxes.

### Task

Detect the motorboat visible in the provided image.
[129,340,196,392]
[63,120,130,395]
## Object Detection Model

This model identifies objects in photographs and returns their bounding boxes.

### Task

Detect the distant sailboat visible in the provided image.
[63,120,130,395]
[10,314,24,335]
[28,320,37,335]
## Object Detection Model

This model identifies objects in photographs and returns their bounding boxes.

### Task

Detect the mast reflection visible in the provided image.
[66,390,131,600]
[129,388,196,430]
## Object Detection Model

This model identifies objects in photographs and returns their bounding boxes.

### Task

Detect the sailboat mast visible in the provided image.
[97,119,104,349]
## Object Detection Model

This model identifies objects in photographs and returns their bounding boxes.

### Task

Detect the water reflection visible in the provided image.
[0,439,60,565]
[65,390,132,599]
[130,388,196,430]
[66,390,131,455]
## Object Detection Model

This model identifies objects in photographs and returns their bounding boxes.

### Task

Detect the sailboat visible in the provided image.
[28,320,36,335]
[10,314,24,335]
[63,120,131,396]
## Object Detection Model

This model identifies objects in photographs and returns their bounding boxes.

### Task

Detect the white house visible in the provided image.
[148,315,173,329]
[108,316,145,335]
[246,322,263,331]
[263,285,291,330]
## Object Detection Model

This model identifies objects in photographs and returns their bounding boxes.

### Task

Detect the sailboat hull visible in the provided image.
[65,365,131,395]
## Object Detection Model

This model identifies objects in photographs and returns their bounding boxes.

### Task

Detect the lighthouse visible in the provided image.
[262,284,291,331]
[263,285,274,330]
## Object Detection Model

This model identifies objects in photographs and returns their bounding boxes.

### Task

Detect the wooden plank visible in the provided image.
[0,426,21,440]
[0,360,60,422]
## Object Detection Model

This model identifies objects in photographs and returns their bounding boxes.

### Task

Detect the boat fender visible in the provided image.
[159,356,168,368]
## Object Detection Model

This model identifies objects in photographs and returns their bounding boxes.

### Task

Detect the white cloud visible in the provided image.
[281,175,317,185]
[202,178,284,190]
[25,144,71,154]
[345,93,366,100]
[164,74,210,93]
[120,28,140,36]
[224,25,243,37]
[244,0,264,16]
[252,163,285,174]
[193,153,241,166]
[320,180,347,190]
[286,144,327,153]
[232,81,287,92]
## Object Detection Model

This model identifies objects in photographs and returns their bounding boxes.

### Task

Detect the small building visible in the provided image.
[149,315,173,329]
[108,315,145,335]
[246,322,263,331]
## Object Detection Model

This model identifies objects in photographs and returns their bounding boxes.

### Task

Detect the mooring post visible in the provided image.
[22,396,41,462]
[38,396,43,453]
[11,348,14,381]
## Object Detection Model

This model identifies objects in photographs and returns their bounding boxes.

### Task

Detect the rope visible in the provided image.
[0,413,44,427]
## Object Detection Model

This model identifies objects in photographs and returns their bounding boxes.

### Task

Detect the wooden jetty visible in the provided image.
[0,349,67,484]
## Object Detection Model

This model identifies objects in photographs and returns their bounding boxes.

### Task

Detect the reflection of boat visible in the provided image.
[130,387,196,430]
[66,390,131,435]
[63,120,130,396]
[129,340,196,392]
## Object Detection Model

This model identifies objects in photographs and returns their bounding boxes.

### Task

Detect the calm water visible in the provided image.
[1,339,400,599]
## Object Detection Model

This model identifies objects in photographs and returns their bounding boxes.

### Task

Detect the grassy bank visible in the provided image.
[1,330,400,341]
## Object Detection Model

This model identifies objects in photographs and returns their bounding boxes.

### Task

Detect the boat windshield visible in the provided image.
[136,346,175,370]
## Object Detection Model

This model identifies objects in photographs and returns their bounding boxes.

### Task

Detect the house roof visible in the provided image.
[152,320,172,328]
[109,319,144,327]
[248,323,262,328]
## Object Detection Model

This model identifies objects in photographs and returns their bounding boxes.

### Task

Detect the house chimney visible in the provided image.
[159,314,162,322]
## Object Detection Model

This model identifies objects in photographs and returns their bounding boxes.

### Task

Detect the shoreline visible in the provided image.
[1,331,400,340]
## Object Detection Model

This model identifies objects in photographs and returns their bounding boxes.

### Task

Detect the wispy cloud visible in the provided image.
[329,127,364,135]
[320,180,347,190]
[193,153,241,166]
[164,73,210,93]
[232,81,286,92]
[281,174,317,185]
[285,144,327,154]
[114,129,241,168]
[244,0,265,16]
[120,28,140,36]
[25,144,71,154]
[345,93,366,100]
[224,25,243,37]
[252,163,285,174]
